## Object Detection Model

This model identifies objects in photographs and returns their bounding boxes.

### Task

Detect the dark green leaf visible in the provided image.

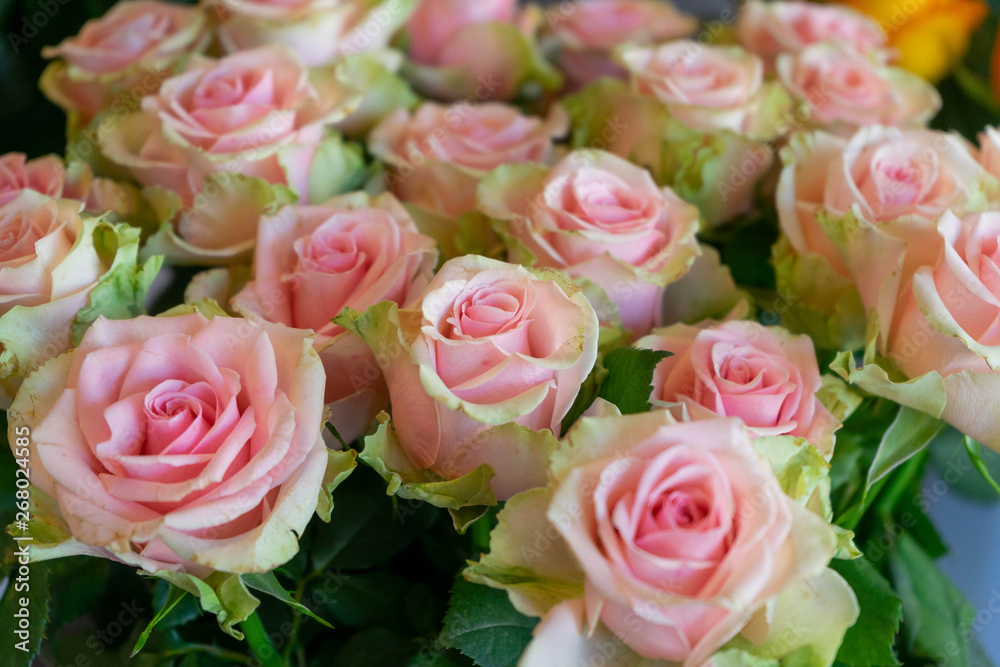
[333,627,421,667]
[598,348,672,415]
[830,558,902,667]
[890,533,975,666]
[866,408,945,494]
[322,571,409,631]
[312,466,437,571]
[131,585,188,657]
[964,437,1000,497]
[241,572,332,629]
[439,579,537,667]
[0,560,50,667]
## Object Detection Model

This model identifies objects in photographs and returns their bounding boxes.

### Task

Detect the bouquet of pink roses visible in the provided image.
[2,0,999,665]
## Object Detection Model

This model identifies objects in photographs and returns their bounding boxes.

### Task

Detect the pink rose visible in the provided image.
[349,255,599,499]
[617,41,774,136]
[370,101,567,218]
[0,153,69,206]
[142,46,357,162]
[211,0,413,66]
[479,150,700,337]
[638,320,839,455]
[40,0,209,121]
[231,192,438,442]
[9,312,331,575]
[979,125,1000,176]
[736,0,888,68]
[778,127,993,279]
[776,43,940,132]
[541,414,841,664]
[777,126,997,353]
[407,0,517,65]
[99,112,214,207]
[884,210,1000,449]
[0,191,152,390]
[545,0,698,90]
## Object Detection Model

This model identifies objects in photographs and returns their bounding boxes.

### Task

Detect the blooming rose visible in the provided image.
[979,125,1000,176]
[142,46,358,163]
[370,101,567,218]
[479,150,700,337]
[776,126,997,350]
[468,412,856,666]
[543,0,698,90]
[0,153,73,206]
[211,0,414,66]
[99,112,215,207]
[403,0,560,101]
[885,210,1000,450]
[231,192,437,442]
[40,0,209,122]
[407,0,517,64]
[617,41,786,139]
[736,0,888,68]
[638,320,839,455]
[0,191,157,403]
[8,311,333,575]
[348,255,599,500]
[776,43,940,132]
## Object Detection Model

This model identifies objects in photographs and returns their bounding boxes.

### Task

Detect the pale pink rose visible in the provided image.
[737,0,888,68]
[885,211,1000,450]
[352,256,599,499]
[617,41,768,135]
[978,126,1000,176]
[479,150,700,337]
[546,0,698,90]
[99,112,214,206]
[370,102,567,218]
[142,46,356,162]
[231,192,438,442]
[9,312,330,575]
[407,0,517,65]
[778,127,993,280]
[546,415,838,665]
[211,0,411,66]
[777,43,940,132]
[0,154,68,206]
[41,0,209,120]
[0,192,131,382]
[638,319,839,455]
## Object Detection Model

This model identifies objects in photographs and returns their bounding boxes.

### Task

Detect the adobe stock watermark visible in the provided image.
[10,424,33,653]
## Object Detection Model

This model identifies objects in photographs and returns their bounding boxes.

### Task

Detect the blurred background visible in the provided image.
[1,0,1000,662]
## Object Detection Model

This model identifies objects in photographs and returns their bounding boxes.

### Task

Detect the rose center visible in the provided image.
[447,283,527,339]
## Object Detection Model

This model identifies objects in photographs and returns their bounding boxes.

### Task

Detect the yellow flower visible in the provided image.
[836,0,988,82]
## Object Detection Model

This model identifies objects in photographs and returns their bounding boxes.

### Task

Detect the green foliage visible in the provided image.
[598,347,672,415]
[830,558,903,667]
[439,579,537,667]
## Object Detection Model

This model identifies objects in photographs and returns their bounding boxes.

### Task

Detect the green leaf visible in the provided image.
[598,348,672,414]
[241,571,333,628]
[866,407,945,495]
[322,571,409,632]
[311,465,437,572]
[71,221,162,345]
[889,533,975,665]
[131,584,188,657]
[0,560,51,667]
[439,579,538,667]
[963,436,1000,497]
[830,558,902,667]
[334,627,421,667]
